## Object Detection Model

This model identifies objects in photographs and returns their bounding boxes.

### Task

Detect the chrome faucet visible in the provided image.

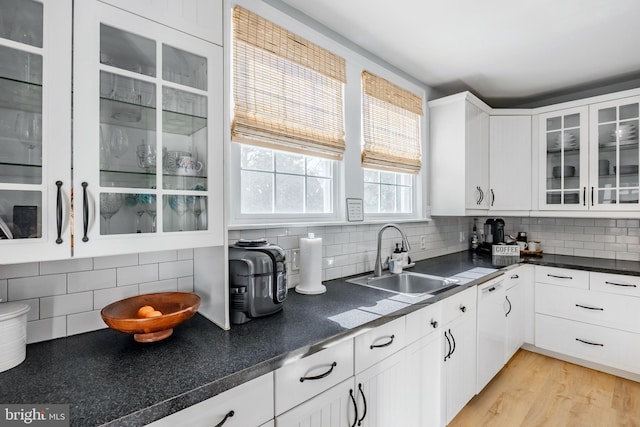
[374,223,411,277]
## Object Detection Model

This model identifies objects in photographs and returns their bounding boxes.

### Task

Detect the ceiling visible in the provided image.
[278,0,640,107]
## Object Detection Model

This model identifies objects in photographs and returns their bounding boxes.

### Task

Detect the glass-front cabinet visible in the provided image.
[73,1,222,257]
[539,107,589,210]
[589,97,640,210]
[0,0,72,263]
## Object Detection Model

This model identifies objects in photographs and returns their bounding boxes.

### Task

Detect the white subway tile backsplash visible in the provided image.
[0,262,39,280]
[8,274,66,300]
[94,285,139,310]
[27,317,66,344]
[617,235,640,245]
[276,235,299,249]
[140,279,178,294]
[177,248,194,261]
[67,310,107,336]
[139,250,178,265]
[159,260,193,280]
[68,269,117,293]
[178,276,194,292]
[117,264,158,286]
[40,258,93,275]
[20,298,39,321]
[40,292,93,318]
[93,253,139,270]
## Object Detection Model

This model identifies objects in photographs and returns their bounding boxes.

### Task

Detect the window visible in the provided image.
[240,145,333,214]
[363,169,413,214]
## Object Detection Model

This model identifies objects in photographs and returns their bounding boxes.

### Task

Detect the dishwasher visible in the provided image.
[477,276,506,393]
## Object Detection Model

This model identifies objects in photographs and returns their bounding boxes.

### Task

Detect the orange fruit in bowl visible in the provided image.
[147,310,163,317]
[137,305,155,318]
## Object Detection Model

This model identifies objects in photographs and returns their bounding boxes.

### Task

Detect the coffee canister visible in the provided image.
[0,302,30,373]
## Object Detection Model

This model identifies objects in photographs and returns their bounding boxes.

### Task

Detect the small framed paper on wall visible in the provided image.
[346,198,364,222]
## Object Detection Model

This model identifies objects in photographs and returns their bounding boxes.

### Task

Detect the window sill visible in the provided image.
[228,217,433,230]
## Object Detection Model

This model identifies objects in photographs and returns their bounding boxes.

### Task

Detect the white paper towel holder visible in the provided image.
[295,233,327,295]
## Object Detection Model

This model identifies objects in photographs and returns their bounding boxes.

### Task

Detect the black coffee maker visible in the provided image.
[483,218,505,246]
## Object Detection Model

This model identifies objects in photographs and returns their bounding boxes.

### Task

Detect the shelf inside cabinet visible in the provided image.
[0,76,42,112]
[0,161,42,184]
[99,97,207,136]
[99,169,208,190]
[162,109,207,136]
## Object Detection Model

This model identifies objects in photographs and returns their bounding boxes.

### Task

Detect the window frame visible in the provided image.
[225,0,429,226]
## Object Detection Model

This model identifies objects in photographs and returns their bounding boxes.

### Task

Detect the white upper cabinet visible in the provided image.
[0,0,73,263]
[538,107,590,210]
[589,96,640,210]
[489,115,532,212]
[98,0,222,46]
[430,92,490,216]
[73,0,223,258]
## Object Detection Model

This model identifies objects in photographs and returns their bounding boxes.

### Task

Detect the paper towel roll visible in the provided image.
[295,233,326,295]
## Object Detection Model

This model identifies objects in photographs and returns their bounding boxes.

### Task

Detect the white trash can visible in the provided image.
[0,302,30,373]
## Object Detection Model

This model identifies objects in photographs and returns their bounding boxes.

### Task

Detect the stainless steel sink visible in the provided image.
[346,271,460,297]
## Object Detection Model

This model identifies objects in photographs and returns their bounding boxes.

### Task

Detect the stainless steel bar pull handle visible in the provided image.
[299,362,337,382]
[605,281,637,288]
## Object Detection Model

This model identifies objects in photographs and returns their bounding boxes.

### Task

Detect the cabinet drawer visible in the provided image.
[442,286,477,325]
[354,317,406,373]
[504,266,524,290]
[535,314,640,375]
[275,338,353,415]
[535,266,588,289]
[536,283,640,333]
[590,272,640,298]
[145,372,273,427]
[405,301,442,343]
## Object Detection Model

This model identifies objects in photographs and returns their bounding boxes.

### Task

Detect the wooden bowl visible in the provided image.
[101,292,201,342]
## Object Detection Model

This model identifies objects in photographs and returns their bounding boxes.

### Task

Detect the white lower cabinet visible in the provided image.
[441,286,477,425]
[354,349,412,427]
[476,276,507,393]
[534,266,640,377]
[145,372,274,427]
[406,326,442,427]
[275,378,356,427]
[535,314,640,375]
[505,274,526,360]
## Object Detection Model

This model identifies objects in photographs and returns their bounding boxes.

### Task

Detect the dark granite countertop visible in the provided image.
[1,250,638,426]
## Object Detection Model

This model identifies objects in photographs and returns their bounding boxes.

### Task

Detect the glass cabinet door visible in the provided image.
[540,107,588,210]
[0,0,72,262]
[589,97,640,209]
[73,1,221,257]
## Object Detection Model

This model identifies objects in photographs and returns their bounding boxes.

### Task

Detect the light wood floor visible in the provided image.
[449,349,640,427]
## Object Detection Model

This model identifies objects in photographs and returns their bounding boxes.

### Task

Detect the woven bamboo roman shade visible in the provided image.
[232,6,346,160]
[361,71,423,174]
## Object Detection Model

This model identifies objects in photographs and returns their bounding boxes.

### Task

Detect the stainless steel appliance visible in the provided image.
[229,240,288,324]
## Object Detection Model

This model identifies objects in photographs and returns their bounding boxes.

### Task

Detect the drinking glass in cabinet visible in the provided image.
[163,194,207,232]
[0,190,41,239]
[162,87,207,191]
[99,193,123,235]
[0,0,43,48]
[124,193,156,234]
[0,45,43,184]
